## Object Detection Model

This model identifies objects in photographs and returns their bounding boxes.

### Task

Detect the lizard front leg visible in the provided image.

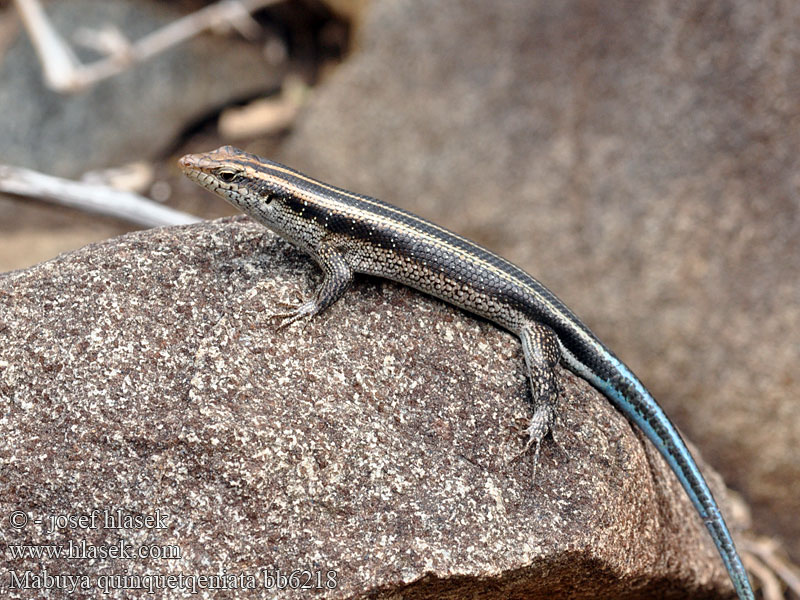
[273,242,353,328]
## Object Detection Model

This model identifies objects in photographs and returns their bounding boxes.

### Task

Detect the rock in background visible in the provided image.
[281,0,800,560]
[0,0,285,177]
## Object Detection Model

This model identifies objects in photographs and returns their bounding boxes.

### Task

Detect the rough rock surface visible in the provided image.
[0,219,743,598]
[281,0,800,558]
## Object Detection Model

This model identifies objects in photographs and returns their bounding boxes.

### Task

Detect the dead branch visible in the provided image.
[13,0,282,94]
[0,164,201,227]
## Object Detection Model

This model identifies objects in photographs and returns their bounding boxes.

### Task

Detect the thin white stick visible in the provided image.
[0,164,201,228]
[742,537,800,598]
[13,0,282,94]
[13,0,81,91]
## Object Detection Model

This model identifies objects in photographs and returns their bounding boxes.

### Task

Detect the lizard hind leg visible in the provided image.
[517,321,562,481]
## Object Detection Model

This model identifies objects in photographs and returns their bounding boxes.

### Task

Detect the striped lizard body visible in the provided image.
[180,146,754,599]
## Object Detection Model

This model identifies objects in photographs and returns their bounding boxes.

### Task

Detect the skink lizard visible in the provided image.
[179,146,754,599]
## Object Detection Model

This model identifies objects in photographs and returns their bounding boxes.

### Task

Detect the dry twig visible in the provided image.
[742,536,800,600]
[13,0,282,93]
[0,164,201,227]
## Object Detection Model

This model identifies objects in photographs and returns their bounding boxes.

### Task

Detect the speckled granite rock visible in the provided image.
[0,219,743,599]
[280,0,800,561]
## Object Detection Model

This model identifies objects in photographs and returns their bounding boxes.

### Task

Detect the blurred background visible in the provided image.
[0,0,353,270]
[1,0,798,592]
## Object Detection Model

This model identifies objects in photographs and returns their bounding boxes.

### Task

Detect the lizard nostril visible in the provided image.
[178,154,198,171]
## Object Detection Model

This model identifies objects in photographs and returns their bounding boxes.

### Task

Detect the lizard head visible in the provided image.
[180,146,342,246]
[178,146,286,215]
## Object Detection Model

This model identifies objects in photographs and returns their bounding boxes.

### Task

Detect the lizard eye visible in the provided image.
[217,170,236,183]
